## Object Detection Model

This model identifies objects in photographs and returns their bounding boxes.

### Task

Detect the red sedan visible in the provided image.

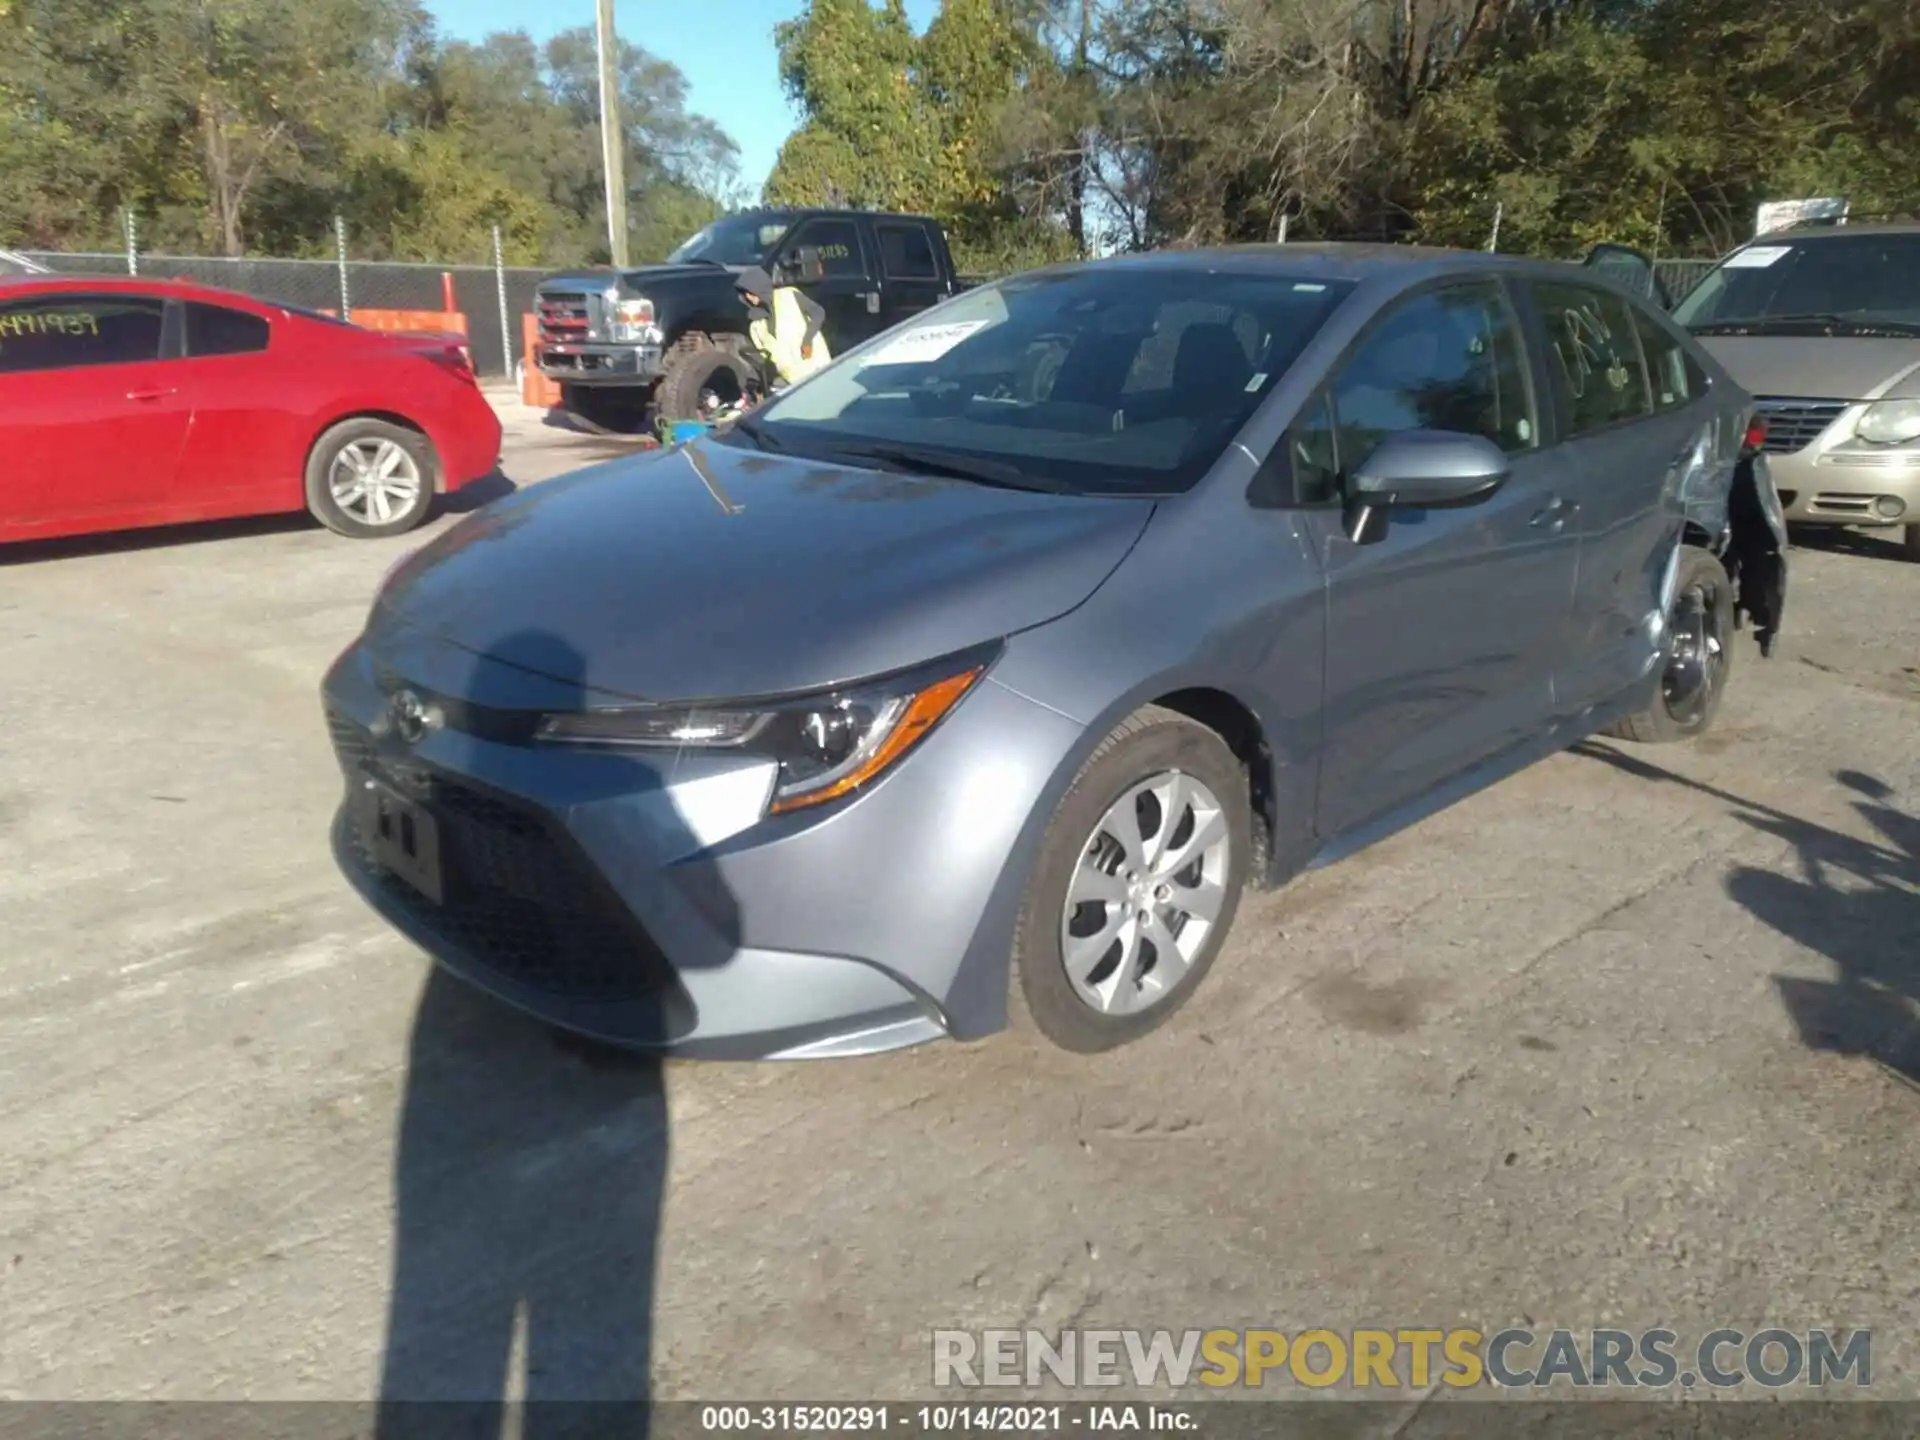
[0,277,504,544]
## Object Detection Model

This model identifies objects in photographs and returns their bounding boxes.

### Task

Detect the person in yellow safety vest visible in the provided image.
[734,265,831,392]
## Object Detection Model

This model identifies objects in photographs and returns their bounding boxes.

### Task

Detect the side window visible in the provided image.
[0,295,166,374]
[1531,282,1652,435]
[1289,392,1341,505]
[1328,282,1537,475]
[875,222,938,280]
[1630,306,1704,412]
[781,219,863,280]
[186,301,270,358]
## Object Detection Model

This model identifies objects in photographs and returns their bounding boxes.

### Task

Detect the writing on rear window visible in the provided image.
[0,310,99,337]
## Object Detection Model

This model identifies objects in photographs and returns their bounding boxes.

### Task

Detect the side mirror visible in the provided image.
[1343,430,1510,544]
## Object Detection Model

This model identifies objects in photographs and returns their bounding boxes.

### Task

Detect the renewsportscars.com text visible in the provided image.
[932,1327,1872,1391]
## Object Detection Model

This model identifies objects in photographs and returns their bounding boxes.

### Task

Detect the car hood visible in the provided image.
[1694,335,1920,402]
[538,263,733,291]
[376,442,1156,703]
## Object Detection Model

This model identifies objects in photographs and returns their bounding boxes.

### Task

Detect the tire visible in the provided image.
[1009,706,1252,1052]
[654,333,757,424]
[1902,522,1920,563]
[304,418,437,539]
[1603,546,1736,744]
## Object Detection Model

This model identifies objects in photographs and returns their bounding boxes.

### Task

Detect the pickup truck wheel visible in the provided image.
[1008,707,1251,1053]
[1603,547,1735,744]
[656,334,757,424]
[305,419,437,538]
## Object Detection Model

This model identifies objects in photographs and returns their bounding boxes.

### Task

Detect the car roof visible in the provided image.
[0,274,284,309]
[999,242,1562,286]
[740,206,943,227]
[1756,221,1920,242]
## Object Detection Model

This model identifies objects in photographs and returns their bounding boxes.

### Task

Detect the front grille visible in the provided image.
[1754,397,1848,455]
[327,708,673,1003]
[536,289,601,346]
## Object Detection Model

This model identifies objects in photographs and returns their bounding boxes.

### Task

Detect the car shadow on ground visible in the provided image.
[1786,523,1912,565]
[370,627,720,1439]
[0,471,521,564]
[1575,743,1920,1085]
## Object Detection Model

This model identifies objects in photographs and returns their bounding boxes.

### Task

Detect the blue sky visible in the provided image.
[425,0,938,197]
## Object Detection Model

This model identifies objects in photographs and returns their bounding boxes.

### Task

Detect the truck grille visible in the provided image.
[327,709,675,1004]
[536,289,602,346]
[1753,398,1848,455]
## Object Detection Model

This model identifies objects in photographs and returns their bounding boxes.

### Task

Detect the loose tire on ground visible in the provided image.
[304,418,438,539]
[1604,546,1736,744]
[1009,705,1252,1053]
[654,333,758,424]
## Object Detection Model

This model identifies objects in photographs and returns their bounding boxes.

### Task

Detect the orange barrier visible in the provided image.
[328,308,469,337]
[521,312,562,409]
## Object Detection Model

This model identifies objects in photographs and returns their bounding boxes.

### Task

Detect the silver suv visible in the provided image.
[1667,224,1920,560]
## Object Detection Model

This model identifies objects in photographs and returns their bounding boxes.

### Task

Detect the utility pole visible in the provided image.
[596,0,629,269]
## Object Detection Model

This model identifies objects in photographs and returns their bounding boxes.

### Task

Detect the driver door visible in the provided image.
[1299,280,1584,840]
[771,216,882,353]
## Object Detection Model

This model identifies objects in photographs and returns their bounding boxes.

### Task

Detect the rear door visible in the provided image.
[772,215,883,352]
[0,291,189,537]
[169,298,305,516]
[1526,278,1705,715]
[1300,279,1582,838]
[871,219,949,327]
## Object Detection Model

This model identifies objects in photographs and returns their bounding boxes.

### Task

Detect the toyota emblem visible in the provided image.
[387,688,442,746]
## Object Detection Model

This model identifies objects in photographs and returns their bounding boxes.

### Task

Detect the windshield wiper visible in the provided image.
[821,442,1068,493]
[1691,313,1920,338]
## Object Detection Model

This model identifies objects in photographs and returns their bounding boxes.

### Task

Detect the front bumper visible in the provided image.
[1758,406,1920,526]
[321,630,1085,1059]
[535,341,664,386]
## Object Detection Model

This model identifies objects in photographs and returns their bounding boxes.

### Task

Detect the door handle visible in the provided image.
[863,291,881,314]
[1529,497,1579,529]
[126,387,177,402]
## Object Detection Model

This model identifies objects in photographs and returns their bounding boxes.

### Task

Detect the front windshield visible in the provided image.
[730,265,1355,495]
[1673,233,1920,330]
[667,215,791,267]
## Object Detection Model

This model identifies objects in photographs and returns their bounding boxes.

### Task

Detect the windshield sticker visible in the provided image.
[1243,372,1267,392]
[1724,246,1790,269]
[1292,283,1327,292]
[865,320,990,365]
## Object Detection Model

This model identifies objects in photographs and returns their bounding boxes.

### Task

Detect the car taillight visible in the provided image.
[426,345,477,384]
[1743,417,1767,451]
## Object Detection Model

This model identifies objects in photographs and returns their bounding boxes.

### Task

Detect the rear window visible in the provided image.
[186,301,270,357]
[0,295,166,374]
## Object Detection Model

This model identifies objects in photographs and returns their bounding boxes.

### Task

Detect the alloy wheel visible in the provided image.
[329,439,424,526]
[1060,770,1232,1016]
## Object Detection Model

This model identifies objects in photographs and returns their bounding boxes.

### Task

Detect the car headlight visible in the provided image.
[1855,398,1920,446]
[610,296,658,343]
[533,646,997,815]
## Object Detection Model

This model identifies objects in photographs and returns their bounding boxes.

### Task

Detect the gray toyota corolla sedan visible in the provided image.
[323,245,1786,1058]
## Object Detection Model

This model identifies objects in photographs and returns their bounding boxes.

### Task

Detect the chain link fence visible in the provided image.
[18,246,1721,387]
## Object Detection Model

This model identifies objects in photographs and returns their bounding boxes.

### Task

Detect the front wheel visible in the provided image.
[1604,546,1736,744]
[1009,707,1251,1052]
[305,419,437,538]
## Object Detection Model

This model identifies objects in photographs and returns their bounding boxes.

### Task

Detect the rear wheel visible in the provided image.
[305,419,437,538]
[1009,707,1251,1052]
[1604,547,1736,743]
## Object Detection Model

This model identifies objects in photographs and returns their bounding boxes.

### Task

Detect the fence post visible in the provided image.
[124,209,138,276]
[334,215,351,322]
[1487,201,1504,253]
[493,224,513,381]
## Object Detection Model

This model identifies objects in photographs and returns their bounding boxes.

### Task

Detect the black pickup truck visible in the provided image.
[534,207,968,433]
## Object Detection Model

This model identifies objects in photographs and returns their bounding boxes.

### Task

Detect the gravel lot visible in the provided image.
[1,395,1915,1408]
